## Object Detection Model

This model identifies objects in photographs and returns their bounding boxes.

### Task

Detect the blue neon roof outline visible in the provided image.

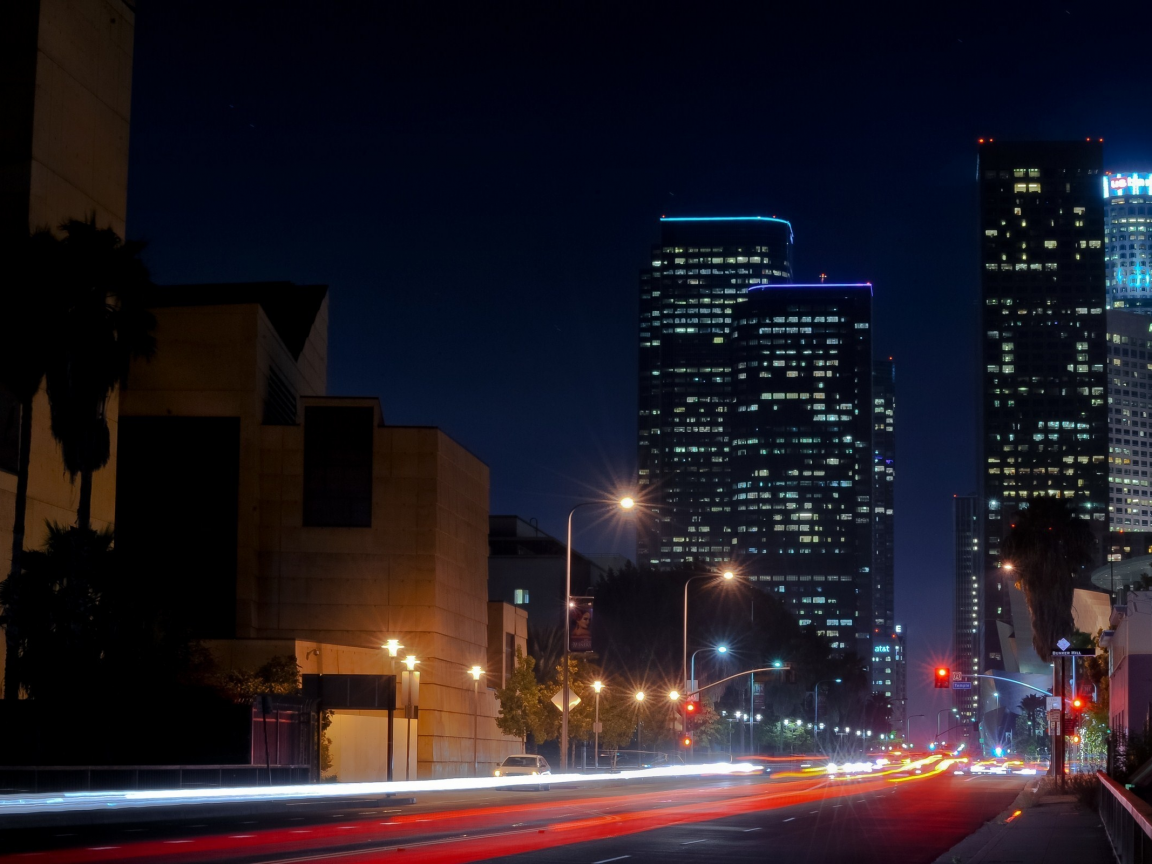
[660,215,794,242]
[748,282,873,296]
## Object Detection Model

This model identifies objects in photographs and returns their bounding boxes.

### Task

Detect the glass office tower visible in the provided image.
[978,140,1107,673]
[871,360,896,697]
[730,283,874,658]
[1104,173,1152,310]
[953,494,980,724]
[637,217,794,567]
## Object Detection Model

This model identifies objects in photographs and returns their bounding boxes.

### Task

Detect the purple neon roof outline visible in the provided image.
[748,282,873,296]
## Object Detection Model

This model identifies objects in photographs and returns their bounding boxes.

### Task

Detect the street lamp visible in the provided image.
[812,678,842,750]
[937,706,957,738]
[683,570,737,762]
[562,496,636,771]
[634,690,645,754]
[690,645,728,684]
[469,665,483,776]
[592,680,603,769]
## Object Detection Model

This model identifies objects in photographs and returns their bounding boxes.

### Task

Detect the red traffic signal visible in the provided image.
[1072,696,1084,711]
[934,667,951,688]
[686,702,697,714]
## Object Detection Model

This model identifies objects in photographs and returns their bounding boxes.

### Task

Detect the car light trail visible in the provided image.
[0,762,764,819]
[0,770,917,864]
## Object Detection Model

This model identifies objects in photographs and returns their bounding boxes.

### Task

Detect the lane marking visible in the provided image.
[681,839,707,845]
[593,857,631,864]
[809,810,818,814]
[743,827,762,833]
[783,817,795,822]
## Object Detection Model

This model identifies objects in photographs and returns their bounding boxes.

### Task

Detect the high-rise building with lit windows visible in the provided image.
[1104,173,1152,310]
[637,217,794,568]
[953,494,980,723]
[1106,310,1152,533]
[729,283,874,658]
[978,140,1108,674]
[871,360,896,700]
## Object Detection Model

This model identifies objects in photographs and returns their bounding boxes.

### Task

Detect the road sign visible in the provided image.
[1051,649,1093,656]
[951,681,972,690]
[952,671,964,681]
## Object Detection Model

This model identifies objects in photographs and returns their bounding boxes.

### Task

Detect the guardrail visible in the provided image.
[0,764,311,794]
[1099,770,1152,864]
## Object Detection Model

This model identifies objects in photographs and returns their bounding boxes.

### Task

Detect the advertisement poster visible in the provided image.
[568,597,593,653]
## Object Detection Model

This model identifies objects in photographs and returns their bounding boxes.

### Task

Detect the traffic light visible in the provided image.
[682,736,692,748]
[934,667,950,689]
[1072,696,1084,711]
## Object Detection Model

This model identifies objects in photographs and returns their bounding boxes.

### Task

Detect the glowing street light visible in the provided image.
[469,665,484,776]
[382,639,403,657]
[563,495,637,770]
[669,690,681,702]
[404,655,418,671]
[593,680,604,769]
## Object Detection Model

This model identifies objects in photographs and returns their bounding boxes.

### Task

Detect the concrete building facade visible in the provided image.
[116,285,522,778]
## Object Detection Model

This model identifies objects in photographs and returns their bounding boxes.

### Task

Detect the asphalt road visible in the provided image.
[0,766,1026,864]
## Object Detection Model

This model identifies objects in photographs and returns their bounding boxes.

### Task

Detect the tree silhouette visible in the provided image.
[1001,497,1096,662]
[0,229,63,699]
[44,218,155,530]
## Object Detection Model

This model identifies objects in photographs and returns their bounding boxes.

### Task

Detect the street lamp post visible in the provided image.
[563,496,635,771]
[905,713,924,743]
[469,665,483,777]
[937,707,957,739]
[682,570,735,761]
[812,678,842,750]
[687,645,727,760]
[592,680,603,769]
[634,691,645,755]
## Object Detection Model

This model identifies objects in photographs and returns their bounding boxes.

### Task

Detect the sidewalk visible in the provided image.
[933,783,1114,864]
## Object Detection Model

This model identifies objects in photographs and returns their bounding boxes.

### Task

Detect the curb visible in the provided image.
[931,781,1041,864]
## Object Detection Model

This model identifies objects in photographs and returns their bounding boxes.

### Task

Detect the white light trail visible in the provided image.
[0,762,765,818]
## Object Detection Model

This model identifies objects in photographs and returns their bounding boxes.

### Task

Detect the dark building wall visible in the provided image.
[638,217,794,568]
[978,141,1107,671]
[487,515,601,631]
[116,416,241,639]
[729,284,874,657]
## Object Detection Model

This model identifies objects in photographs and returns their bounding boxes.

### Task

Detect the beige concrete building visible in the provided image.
[1,0,136,694]
[117,285,524,778]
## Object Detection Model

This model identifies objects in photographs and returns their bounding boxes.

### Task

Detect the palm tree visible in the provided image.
[45,218,155,530]
[0,229,64,700]
[1000,497,1096,663]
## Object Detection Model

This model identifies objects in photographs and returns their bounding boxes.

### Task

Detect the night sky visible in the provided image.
[125,0,1152,737]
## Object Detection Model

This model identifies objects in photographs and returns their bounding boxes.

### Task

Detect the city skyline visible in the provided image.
[118,1,1152,734]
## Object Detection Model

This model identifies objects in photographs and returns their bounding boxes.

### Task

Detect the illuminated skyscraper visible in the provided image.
[953,494,979,724]
[730,283,874,658]
[637,217,794,567]
[1104,173,1152,310]
[978,140,1107,673]
[871,360,896,699]
[1106,310,1152,534]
